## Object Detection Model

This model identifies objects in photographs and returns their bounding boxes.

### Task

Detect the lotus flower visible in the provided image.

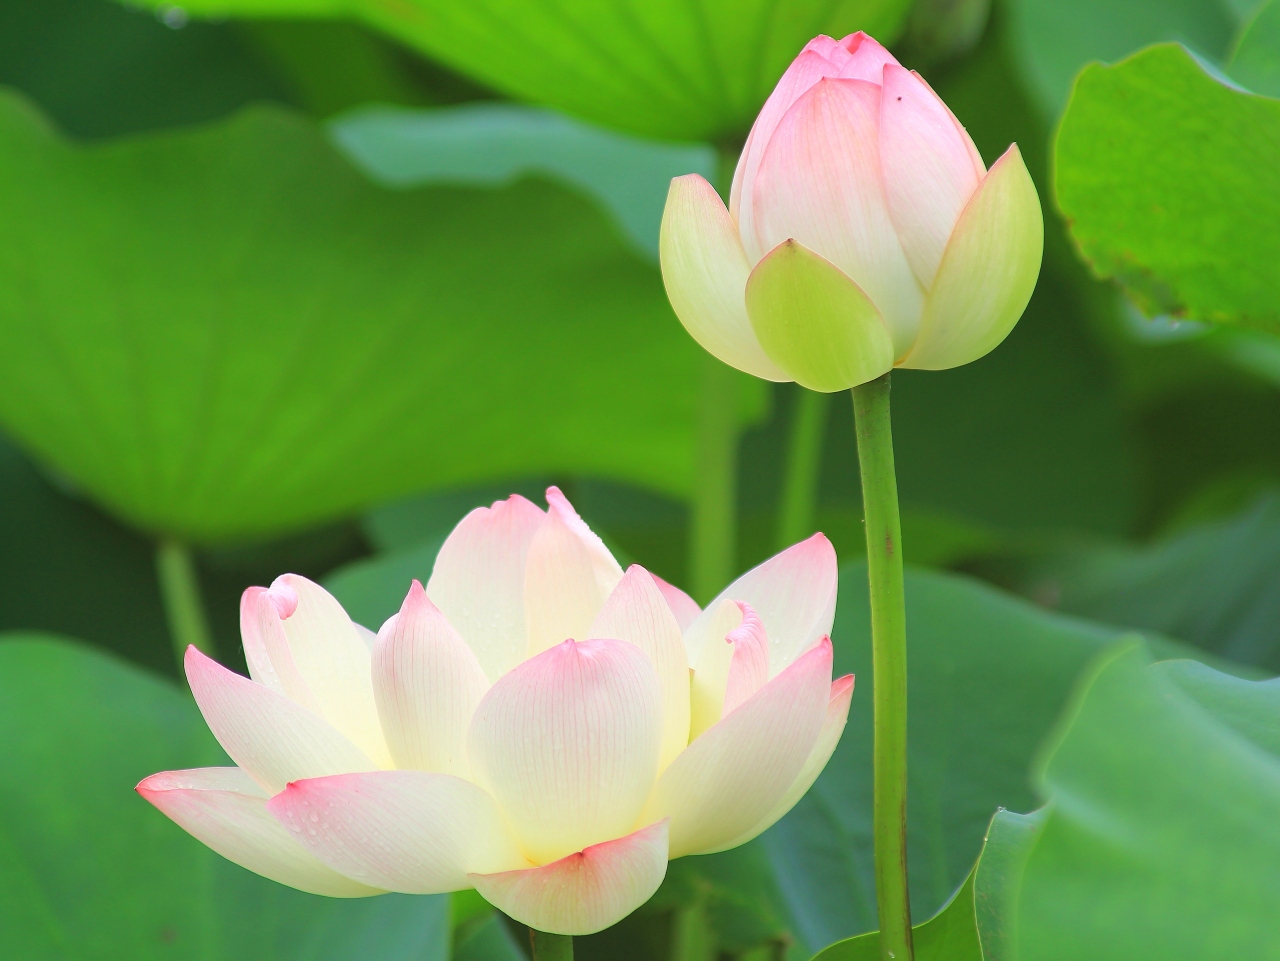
[138,488,850,935]
[660,32,1043,392]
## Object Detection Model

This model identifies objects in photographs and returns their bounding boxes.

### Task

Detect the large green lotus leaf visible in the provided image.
[762,564,1122,949]
[121,0,913,142]
[1014,644,1280,959]
[1054,43,1280,331]
[0,634,449,960]
[1004,0,1241,113]
[0,90,722,544]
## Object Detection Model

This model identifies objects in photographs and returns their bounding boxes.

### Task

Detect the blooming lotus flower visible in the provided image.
[138,488,850,935]
[660,32,1043,392]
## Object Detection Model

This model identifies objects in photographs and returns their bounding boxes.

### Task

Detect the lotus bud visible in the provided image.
[660,32,1043,391]
[138,488,852,936]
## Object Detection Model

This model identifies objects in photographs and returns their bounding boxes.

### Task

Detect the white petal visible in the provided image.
[524,487,623,658]
[470,820,669,937]
[467,638,662,864]
[185,647,376,794]
[372,581,490,777]
[588,565,692,770]
[137,767,381,897]
[686,533,838,675]
[659,174,789,381]
[880,65,985,287]
[641,639,833,858]
[752,78,924,357]
[266,770,527,893]
[427,494,547,681]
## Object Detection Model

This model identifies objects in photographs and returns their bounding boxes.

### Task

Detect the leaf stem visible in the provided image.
[776,387,830,549]
[529,930,573,961]
[155,539,216,671]
[851,374,913,961]
[690,355,739,603]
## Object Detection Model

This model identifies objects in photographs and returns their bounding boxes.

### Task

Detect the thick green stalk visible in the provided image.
[529,930,573,961]
[851,374,913,961]
[776,387,831,549]
[156,539,216,670]
[690,355,739,603]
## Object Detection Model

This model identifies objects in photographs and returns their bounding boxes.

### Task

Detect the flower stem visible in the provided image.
[529,930,573,961]
[776,387,831,549]
[155,539,216,671]
[690,354,739,603]
[851,374,913,961]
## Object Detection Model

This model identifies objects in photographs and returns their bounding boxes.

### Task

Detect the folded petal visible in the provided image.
[467,638,662,863]
[880,65,985,287]
[745,238,895,392]
[373,581,490,777]
[426,494,547,681]
[137,767,380,897]
[588,566,692,770]
[686,598,743,740]
[524,487,623,658]
[651,573,701,631]
[687,533,838,676]
[185,646,376,793]
[722,603,770,716]
[642,638,833,858]
[470,820,669,937]
[261,574,391,767]
[659,175,789,381]
[752,77,924,356]
[715,673,854,851]
[266,771,527,894]
[900,144,1043,371]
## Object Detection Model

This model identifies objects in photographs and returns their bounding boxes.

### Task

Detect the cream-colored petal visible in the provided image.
[659,174,789,381]
[372,581,490,777]
[588,565,692,770]
[266,771,527,894]
[524,487,623,658]
[427,494,547,682]
[900,144,1043,371]
[469,820,669,937]
[137,767,381,897]
[467,638,662,864]
[685,598,743,741]
[185,647,377,794]
[721,603,770,717]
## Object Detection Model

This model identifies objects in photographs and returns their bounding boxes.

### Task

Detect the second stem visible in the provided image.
[851,374,912,961]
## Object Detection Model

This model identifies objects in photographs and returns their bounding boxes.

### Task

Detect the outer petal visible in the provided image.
[266,771,527,894]
[427,494,547,682]
[185,646,376,794]
[880,65,985,287]
[469,820,669,937]
[642,638,833,858]
[659,175,789,381]
[650,572,701,632]
[524,487,624,657]
[588,566,692,771]
[721,603,770,716]
[137,767,381,898]
[372,580,490,777]
[745,238,895,392]
[715,673,854,851]
[467,638,662,864]
[900,144,1043,370]
[752,78,924,356]
[685,533,837,676]
[265,574,391,767]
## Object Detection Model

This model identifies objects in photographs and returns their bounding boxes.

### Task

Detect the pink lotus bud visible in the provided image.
[138,490,851,935]
[661,32,1044,391]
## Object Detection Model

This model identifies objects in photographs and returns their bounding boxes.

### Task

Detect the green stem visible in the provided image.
[529,930,573,961]
[776,387,831,549]
[690,354,739,603]
[851,374,913,961]
[156,539,216,670]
